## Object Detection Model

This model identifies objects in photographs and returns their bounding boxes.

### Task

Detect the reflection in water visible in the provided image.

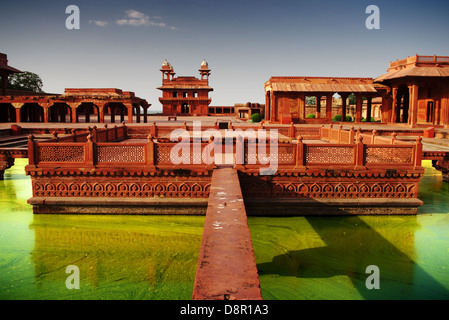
[250,161,449,299]
[0,159,204,300]
[1,159,449,300]
[29,214,204,299]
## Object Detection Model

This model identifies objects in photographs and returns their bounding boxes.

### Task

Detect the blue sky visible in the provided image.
[1,0,448,111]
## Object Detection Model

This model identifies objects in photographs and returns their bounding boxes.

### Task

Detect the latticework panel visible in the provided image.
[244,144,294,165]
[276,145,295,164]
[305,146,354,164]
[365,147,413,164]
[244,144,259,164]
[38,145,85,163]
[97,145,145,163]
[296,128,321,137]
[155,145,173,164]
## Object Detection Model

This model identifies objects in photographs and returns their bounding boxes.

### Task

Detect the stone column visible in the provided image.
[125,103,133,123]
[366,97,372,122]
[408,84,418,126]
[11,103,23,123]
[135,104,141,123]
[143,105,148,123]
[355,94,363,123]
[97,102,106,123]
[39,102,52,123]
[68,103,80,123]
[270,92,276,122]
[265,90,270,120]
[315,95,321,119]
[340,93,348,122]
[391,87,398,123]
[326,94,332,120]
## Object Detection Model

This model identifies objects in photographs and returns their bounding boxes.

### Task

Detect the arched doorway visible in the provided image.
[105,103,126,123]
[395,85,410,123]
[49,103,72,123]
[76,103,100,123]
[0,103,16,122]
[21,103,44,122]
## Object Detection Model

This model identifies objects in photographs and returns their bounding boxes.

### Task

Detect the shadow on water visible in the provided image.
[256,211,449,300]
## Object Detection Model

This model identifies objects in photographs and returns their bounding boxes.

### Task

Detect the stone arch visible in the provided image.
[0,103,16,122]
[21,103,44,122]
[76,102,100,123]
[105,102,127,123]
[49,103,72,123]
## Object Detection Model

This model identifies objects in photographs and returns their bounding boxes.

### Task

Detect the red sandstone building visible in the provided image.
[2,53,449,127]
[158,60,213,115]
[265,55,449,126]
[0,53,151,124]
[375,55,449,126]
[0,87,151,124]
[264,76,390,124]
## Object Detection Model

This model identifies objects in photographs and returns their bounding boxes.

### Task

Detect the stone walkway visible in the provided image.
[192,168,262,300]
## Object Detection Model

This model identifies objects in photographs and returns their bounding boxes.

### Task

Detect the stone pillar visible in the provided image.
[326,94,332,120]
[299,93,305,120]
[270,92,276,122]
[366,97,372,122]
[355,94,363,123]
[39,103,52,123]
[143,106,148,123]
[125,103,133,123]
[315,95,321,119]
[97,102,106,123]
[135,104,141,123]
[391,87,398,123]
[381,94,392,124]
[265,91,270,120]
[11,103,23,123]
[408,84,418,126]
[340,93,348,122]
[68,103,80,123]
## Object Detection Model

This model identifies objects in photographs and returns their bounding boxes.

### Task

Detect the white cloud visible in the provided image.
[115,9,176,30]
[90,20,108,27]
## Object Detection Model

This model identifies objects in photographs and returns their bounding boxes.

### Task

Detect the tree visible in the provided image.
[348,93,356,105]
[306,96,316,105]
[7,71,44,93]
[251,113,262,123]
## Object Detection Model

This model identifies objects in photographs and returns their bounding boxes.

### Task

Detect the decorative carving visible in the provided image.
[32,179,211,198]
[38,145,85,162]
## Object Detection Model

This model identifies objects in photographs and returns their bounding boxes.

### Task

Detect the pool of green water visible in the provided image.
[0,159,205,300]
[250,160,449,300]
[0,159,448,300]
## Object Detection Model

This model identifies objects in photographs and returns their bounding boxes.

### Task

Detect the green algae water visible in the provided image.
[1,159,448,300]
[0,159,205,300]
[249,160,449,300]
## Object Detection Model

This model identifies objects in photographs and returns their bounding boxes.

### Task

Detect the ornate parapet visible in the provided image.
[24,125,426,215]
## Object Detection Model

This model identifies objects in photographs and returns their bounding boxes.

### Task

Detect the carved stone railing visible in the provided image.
[26,129,423,172]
